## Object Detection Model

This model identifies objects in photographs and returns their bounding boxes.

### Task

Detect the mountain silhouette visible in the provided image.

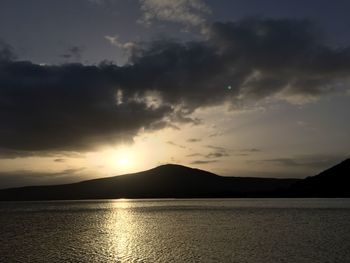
[0,164,297,200]
[289,158,350,197]
[0,160,348,200]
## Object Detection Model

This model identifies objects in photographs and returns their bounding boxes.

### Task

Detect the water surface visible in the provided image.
[0,198,349,262]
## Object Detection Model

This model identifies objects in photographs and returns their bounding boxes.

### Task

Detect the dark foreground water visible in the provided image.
[0,199,349,263]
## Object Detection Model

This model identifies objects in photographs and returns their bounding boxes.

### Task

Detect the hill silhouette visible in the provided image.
[0,160,348,200]
[0,164,297,200]
[289,158,350,197]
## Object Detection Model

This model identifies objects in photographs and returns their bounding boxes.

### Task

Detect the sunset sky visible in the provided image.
[0,0,350,188]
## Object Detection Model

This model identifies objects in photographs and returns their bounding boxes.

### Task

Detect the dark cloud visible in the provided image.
[60,46,84,61]
[0,148,45,159]
[204,145,230,159]
[0,148,81,159]
[1,17,350,156]
[186,153,203,157]
[206,151,229,158]
[256,154,347,169]
[187,138,202,143]
[122,17,350,109]
[187,148,230,159]
[190,160,218,165]
[0,40,16,62]
[203,146,260,158]
[0,60,174,153]
[206,145,228,151]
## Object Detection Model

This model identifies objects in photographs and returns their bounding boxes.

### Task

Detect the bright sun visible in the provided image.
[86,144,149,175]
[117,156,130,168]
[112,148,134,172]
[87,147,135,174]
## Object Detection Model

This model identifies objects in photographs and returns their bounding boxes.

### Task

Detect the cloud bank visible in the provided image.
[1,17,350,156]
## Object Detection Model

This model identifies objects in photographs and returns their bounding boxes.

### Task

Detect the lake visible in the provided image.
[0,199,349,262]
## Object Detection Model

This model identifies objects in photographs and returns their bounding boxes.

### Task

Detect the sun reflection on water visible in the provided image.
[106,200,147,262]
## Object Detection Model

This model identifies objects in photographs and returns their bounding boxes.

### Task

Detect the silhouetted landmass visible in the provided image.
[288,158,350,197]
[0,164,298,200]
[0,160,348,200]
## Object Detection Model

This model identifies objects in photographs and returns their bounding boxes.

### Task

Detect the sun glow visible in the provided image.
[111,148,134,173]
[81,128,185,177]
[84,146,139,175]
[117,155,130,168]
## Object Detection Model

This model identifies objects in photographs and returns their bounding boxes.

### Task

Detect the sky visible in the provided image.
[0,0,350,188]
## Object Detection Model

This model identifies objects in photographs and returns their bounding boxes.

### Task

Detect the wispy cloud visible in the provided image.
[204,145,230,159]
[0,40,16,61]
[0,148,83,160]
[186,153,203,157]
[209,131,224,138]
[206,145,227,151]
[60,46,84,62]
[239,148,261,153]
[166,141,186,149]
[105,35,136,51]
[187,138,202,143]
[0,168,86,189]
[54,158,66,163]
[191,159,218,165]
[206,152,229,158]
[254,154,347,169]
